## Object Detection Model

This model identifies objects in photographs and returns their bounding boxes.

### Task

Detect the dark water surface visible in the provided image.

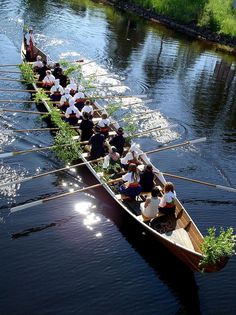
[0,1,236,314]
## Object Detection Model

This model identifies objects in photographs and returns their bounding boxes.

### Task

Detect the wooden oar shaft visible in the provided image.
[0,64,20,67]
[0,88,49,93]
[0,70,21,73]
[0,90,146,101]
[0,99,36,103]
[0,108,53,115]
[162,172,236,193]
[0,77,125,90]
[0,157,104,189]
[10,176,122,213]
[145,138,206,155]
[162,172,216,187]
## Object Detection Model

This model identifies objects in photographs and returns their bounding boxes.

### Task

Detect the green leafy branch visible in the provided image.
[200,227,236,270]
[19,62,35,84]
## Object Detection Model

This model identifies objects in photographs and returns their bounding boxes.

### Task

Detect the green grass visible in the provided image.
[133,0,236,37]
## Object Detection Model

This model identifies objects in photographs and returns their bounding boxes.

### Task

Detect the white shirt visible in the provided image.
[74,91,85,100]
[120,151,139,165]
[103,151,120,169]
[43,74,55,85]
[81,105,93,115]
[50,84,64,95]
[33,60,43,68]
[66,83,77,92]
[159,191,176,208]
[25,33,35,46]
[140,197,160,218]
[60,94,73,106]
[97,118,110,128]
[65,105,81,118]
[122,172,140,184]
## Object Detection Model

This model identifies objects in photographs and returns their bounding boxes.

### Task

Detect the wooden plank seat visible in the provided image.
[164,228,194,250]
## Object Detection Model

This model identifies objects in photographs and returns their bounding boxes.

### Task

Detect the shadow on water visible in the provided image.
[101,193,201,315]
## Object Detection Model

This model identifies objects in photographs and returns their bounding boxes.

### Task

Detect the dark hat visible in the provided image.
[95,126,101,133]
[117,127,124,134]
[111,146,117,152]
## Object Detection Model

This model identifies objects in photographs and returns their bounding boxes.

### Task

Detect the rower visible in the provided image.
[97,113,110,138]
[81,100,94,118]
[52,63,62,78]
[139,164,155,193]
[50,79,64,102]
[66,78,77,96]
[56,69,68,88]
[119,163,142,200]
[120,143,143,170]
[65,99,81,126]
[38,60,50,83]
[42,70,55,90]
[59,88,73,112]
[74,90,86,111]
[79,112,94,142]
[25,28,35,61]
[103,146,121,174]
[88,126,105,160]
[33,55,43,73]
[109,127,126,156]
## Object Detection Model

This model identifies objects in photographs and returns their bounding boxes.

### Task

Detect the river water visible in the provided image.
[0,1,236,314]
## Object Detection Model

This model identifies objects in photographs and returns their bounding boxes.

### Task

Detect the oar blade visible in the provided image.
[10,200,43,213]
[190,137,207,144]
[216,185,236,193]
[0,152,14,159]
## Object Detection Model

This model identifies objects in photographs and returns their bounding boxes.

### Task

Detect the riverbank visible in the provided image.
[105,0,236,54]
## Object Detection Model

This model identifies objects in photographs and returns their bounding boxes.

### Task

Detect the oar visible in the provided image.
[0,64,21,67]
[144,137,207,154]
[0,124,166,158]
[0,77,126,90]
[1,136,204,188]
[10,176,122,213]
[0,108,59,115]
[0,156,104,189]
[161,172,236,193]
[135,124,178,137]
[0,70,21,74]
[0,89,147,100]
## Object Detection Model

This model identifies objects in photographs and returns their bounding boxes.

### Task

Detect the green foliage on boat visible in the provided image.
[33,89,81,163]
[200,227,236,270]
[19,62,35,84]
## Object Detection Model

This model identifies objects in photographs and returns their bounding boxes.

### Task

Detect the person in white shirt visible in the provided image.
[66,78,77,96]
[42,70,56,90]
[140,186,161,220]
[120,143,143,170]
[81,100,94,118]
[74,90,85,110]
[97,113,110,138]
[103,146,121,173]
[33,55,43,73]
[65,99,81,125]
[119,163,142,200]
[50,79,64,102]
[59,88,73,111]
[158,182,176,215]
[25,28,35,61]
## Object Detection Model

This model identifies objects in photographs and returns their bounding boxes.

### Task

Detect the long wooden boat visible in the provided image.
[20,39,228,273]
